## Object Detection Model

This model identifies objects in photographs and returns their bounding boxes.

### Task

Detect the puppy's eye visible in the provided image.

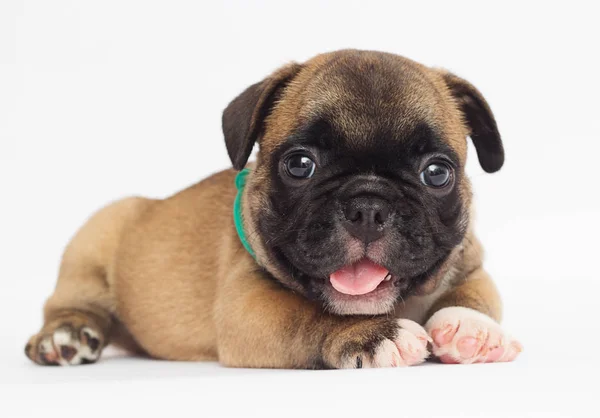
[420,163,452,188]
[285,154,316,179]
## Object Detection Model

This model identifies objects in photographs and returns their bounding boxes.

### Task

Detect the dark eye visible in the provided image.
[420,163,452,188]
[285,154,316,179]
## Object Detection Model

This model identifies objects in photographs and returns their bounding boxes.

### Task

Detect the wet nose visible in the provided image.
[343,196,391,243]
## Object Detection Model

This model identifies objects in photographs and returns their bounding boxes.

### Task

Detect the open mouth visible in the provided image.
[329,258,393,296]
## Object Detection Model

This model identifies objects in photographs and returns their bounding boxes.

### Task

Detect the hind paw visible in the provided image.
[25,319,104,366]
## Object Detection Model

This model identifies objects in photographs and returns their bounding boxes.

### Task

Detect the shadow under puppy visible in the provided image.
[25,50,522,368]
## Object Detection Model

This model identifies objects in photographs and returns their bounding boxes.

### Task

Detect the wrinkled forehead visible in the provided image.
[262,51,467,158]
[301,55,444,144]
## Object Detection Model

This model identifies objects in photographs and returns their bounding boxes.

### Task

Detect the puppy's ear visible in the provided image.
[222,63,303,170]
[442,72,504,173]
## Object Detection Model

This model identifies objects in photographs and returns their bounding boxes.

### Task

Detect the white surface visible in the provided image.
[1,1,599,417]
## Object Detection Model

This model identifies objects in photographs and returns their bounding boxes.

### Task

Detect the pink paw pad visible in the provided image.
[431,324,456,346]
[457,336,480,359]
[485,346,505,363]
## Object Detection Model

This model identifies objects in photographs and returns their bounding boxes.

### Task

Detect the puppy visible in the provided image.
[25,50,521,368]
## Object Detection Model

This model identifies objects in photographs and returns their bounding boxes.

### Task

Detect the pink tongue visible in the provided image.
[329,259,389,296]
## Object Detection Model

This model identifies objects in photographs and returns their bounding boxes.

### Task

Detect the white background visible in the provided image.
[1,1,599,417]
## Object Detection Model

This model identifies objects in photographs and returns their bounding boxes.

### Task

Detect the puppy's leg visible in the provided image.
[424,268,522,364]
[25,198,149,365]
[215,263,431,369]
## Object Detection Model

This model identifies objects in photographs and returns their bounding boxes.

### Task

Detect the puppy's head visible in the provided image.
[223,50,503,315]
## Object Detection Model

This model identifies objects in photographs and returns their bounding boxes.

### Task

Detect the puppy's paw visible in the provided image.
[324,318,431,369]
[425,307,522,364]
[25,319,104,366]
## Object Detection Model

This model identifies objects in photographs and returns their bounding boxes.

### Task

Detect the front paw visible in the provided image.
[323,318,431,369]
[425,307,523,364]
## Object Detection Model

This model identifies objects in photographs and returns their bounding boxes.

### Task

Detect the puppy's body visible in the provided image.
[26,50,521,368]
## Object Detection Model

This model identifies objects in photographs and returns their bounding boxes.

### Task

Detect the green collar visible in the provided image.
[234,168,256,259]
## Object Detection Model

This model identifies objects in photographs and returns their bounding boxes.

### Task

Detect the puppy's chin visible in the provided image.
[321,273,400,315]
[320,255,398,315]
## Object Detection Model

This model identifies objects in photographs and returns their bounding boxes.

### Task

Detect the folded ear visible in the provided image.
[222,63,303,170]
[441,72,504,173]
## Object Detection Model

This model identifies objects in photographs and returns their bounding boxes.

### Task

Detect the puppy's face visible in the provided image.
[223,50,503,315]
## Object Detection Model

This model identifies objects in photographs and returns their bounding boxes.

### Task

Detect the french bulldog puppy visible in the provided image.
[25,50,521,368]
